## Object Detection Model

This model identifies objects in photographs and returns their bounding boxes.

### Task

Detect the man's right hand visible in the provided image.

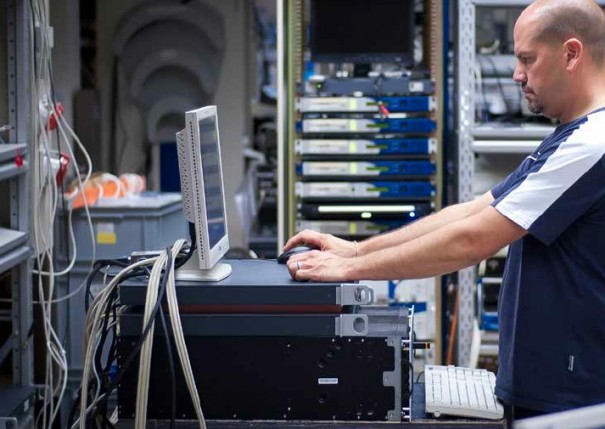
[283,229,358,257]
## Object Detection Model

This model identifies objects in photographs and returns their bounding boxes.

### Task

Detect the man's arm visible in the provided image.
[284,191,495,257]
[357,191,495,255]
[288,204,526,282]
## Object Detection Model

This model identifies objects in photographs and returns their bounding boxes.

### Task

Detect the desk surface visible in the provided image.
[121,418,503,428]
[119,259,372,308]
[119,385,504,429]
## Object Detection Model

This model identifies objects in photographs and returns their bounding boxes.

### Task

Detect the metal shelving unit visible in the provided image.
[457,0,539,366]
[471,140,539,154]
[1,0,33,402]
[456,0,605,366]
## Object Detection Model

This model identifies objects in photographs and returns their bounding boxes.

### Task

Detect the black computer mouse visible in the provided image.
[277,245,317,264]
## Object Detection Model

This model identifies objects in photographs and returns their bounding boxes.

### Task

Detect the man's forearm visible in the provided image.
[357,192,494,255]
[351,205,523,281]
[354,217,480,280]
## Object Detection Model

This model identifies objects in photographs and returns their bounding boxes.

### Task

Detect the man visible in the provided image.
[284,0,605,420]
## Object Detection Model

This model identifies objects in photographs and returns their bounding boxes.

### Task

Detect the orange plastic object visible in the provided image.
[67,172,146,209]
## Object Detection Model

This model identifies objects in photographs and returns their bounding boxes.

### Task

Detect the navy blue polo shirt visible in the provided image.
[491,108,605,412]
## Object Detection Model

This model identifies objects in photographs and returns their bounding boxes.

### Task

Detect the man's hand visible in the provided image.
[286,250,357,282]
[283,230,357,257]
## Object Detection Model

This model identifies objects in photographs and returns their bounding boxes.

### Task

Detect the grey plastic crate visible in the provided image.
[57,193,188,262]
[56,262,101,374]
[55,193,188,377]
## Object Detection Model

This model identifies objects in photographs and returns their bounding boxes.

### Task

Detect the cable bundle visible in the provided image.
[27,1,97,428]
[72,239,206,429]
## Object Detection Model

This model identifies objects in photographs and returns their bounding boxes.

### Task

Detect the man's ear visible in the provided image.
[564,38,583,71]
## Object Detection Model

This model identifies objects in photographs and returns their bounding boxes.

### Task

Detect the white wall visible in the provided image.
[96,0,252,249]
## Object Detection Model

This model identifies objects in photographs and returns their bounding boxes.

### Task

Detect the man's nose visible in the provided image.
[513,65,525,83]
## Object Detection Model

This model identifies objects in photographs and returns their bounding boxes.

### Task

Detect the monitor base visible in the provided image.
[175,262,232,282]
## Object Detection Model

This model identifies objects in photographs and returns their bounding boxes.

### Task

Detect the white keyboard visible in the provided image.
[424,365,504,420]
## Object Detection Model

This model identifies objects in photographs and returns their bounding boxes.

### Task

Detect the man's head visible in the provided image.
[513,0,605,122]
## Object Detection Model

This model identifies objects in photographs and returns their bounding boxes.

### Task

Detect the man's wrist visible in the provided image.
[355,239,368,256]
[353,240,359,256]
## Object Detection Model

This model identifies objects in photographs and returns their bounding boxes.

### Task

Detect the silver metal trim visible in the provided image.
[472,140,541,154]
[338,284,374,305]
[382,337,402,421]
[457,0,477,368]
[334,314,368,337]
[6,0,33,388]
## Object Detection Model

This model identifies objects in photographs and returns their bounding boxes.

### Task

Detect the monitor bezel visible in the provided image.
[184,105,230,270]
[309,0,416,65]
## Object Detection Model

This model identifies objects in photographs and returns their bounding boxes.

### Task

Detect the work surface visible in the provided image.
[118,258,374,309]
[120,417,503,428]
[118,385,504,429]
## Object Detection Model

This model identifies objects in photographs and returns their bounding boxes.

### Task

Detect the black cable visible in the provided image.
[103,303,119,378]
[98,410,117,429]
[67,386,82,429]
[93,284,119,390]
[93,301,120,429]
[89,284,119,429]
[93,282,118,400]
[98,249,174,425]
[76,249,174,428]
[416,370,425,384]
[84,258,139,312]
[111,258,171,389]
[96,248,171,429]
[85,241,193,313]
[175,222,197,269]
[74,241,192,427]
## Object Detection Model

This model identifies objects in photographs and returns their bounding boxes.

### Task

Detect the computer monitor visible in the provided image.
[175,105,232,281]
[514,403,605,429]
[309,0,415,65]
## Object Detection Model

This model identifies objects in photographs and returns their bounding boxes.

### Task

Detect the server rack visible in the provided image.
[116,260,414,422]
[277,0,445,363]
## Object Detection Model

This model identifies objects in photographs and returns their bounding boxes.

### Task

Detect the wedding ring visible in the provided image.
[296,261,302,270]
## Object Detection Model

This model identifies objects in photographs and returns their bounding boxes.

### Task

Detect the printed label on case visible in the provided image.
[97,222,116,245]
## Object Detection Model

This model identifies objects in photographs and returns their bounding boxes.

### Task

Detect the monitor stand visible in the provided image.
[175,250,232,282]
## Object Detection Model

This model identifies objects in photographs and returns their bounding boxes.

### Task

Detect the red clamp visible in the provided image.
[56,152,70,185]
[14,149,24,168]
[377,100,390,118]
[48,102,64,131]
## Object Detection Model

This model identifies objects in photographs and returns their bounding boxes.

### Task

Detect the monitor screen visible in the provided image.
[310,0,415,64]
[198,115,227,248]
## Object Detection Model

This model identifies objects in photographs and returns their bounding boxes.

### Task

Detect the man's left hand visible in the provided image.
[286,250,356,282]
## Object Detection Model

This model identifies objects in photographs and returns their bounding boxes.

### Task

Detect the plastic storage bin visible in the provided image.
[57,193,188,262]
[56,193,188,374]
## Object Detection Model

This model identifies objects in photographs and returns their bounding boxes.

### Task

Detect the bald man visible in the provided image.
[283,0,605,421]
